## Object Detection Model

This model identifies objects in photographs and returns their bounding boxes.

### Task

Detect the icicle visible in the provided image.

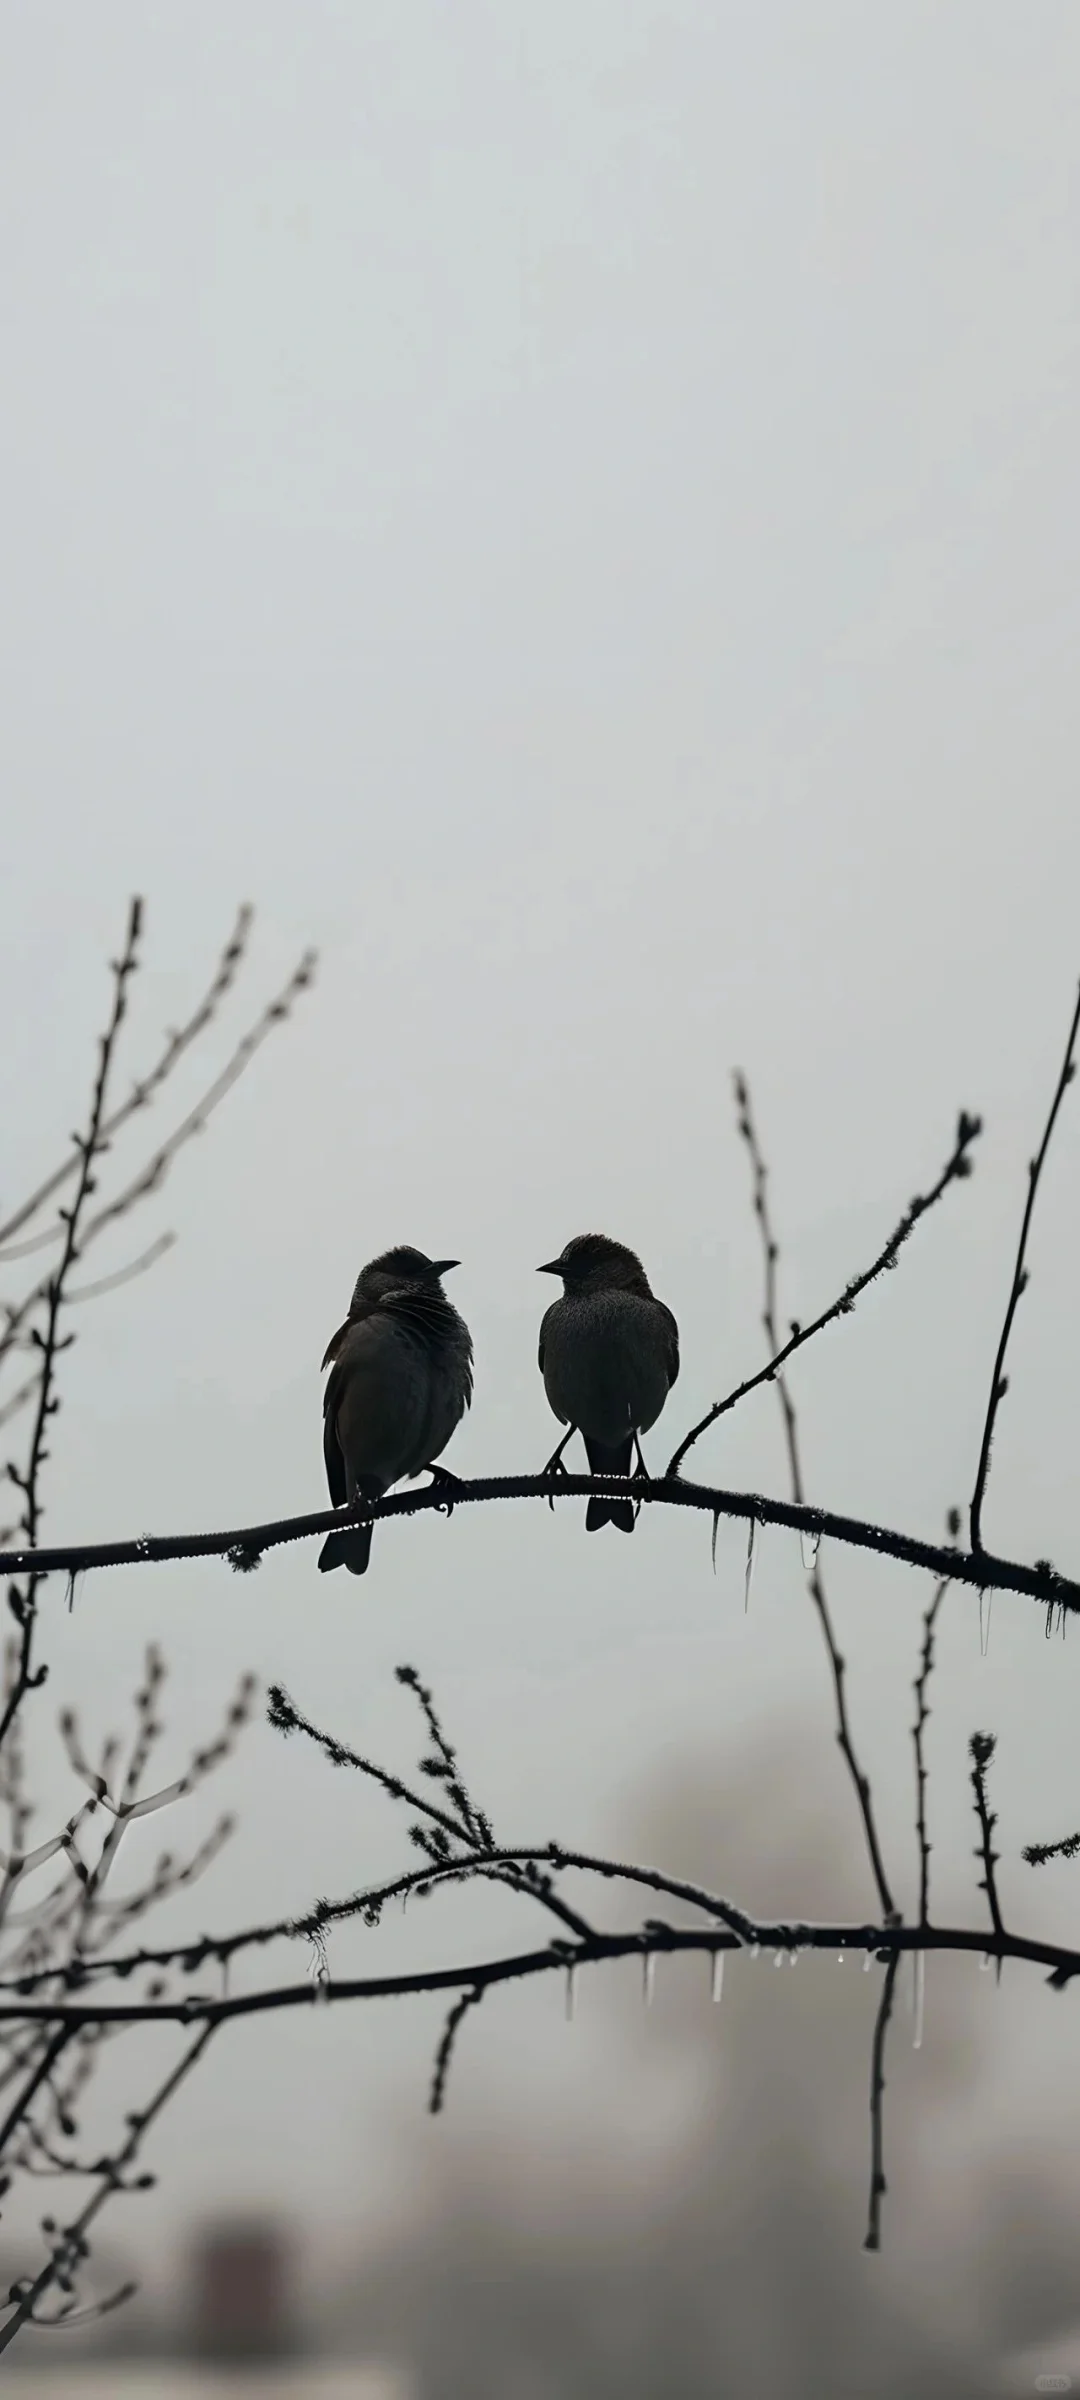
[863,1950,873,1972]
[65,1570,81,1614]
[979,1952,993,1973]
[978,1588,992,1657]
[309,1937,330,2002]
[642,1950,657,2007]
[773,1948,784,1966]
[711,1509,720,1576]
[565,1962,577,2021]
[711,1951,724,2005]
[749,1940,761,1961]
[800,1526,822,1572]
[744,1517,758,1613]
[912,1950,925,2051]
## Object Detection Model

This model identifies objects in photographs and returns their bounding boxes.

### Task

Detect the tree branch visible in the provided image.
[970,976,1080,1552]
[667,1108,981,1479]
[726,1074,897,1922]
[0,1474,1076,1612]
[0,905,253,1257]
[863,1952,899,2253]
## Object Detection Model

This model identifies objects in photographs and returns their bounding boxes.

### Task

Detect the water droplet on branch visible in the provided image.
[800,1526,822,1572]
[711,1952,724,2005]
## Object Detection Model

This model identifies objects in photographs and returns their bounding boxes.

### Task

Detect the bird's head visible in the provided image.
[537,1233,651,1296]
[352,1246,460,1305]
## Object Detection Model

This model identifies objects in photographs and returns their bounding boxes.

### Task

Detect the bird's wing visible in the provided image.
[537,1298,558,1374]
[658,1302,680,1386]
[321,1308,380,1501]
[320,1316,354,1372]
[322,1376,348,1507]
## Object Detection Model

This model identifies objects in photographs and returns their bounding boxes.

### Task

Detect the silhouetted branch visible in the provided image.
[0,2021,216,2356]
[1,899,144,1752]
[1024,1827,1080,1868]
[913,1511,960,1926]
[668,1108,981,1479]
[0,945,316,1376]
[863,1952,899,2253]
[429,1983,484,2114]
[970,977,1080,1552]
[727,1072,898,1923]
[0,2026,71,2160]
[0,1911,1075,2034]
[0,904,253,1257]
[969,1732,1005,1953]
[0,1474,1075,1612]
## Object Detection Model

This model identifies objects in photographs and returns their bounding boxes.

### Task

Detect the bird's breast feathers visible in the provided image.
[540,1289,676,1442]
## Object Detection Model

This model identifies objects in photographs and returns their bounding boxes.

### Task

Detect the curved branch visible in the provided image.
[0,1471,1074,1613]
[0,1912,1077,2032]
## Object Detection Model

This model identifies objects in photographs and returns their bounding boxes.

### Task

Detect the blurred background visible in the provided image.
[3,3,1080,2391]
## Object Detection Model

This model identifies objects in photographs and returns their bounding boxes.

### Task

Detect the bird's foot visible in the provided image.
[541,1434,574,1512]
[424,1462,465,1516]
[630,1434,651,1483]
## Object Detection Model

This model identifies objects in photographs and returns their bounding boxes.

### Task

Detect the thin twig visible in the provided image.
[0,1375,38,1438]
[731,1073,897,1922]
[668,1110,980,1478]
[970,978,1080,1551]
[969,1733,1005,1952]
[1,900,144,1751]
[0,2026,71,2160]
[66,1234,176,1306]
[1024,1828,1080,1867]
[863,1952,899,2252]
[270,1683,595,1945]
[0,2022,215,2355]
[913,1511,960,1926]
[0,949,315,1378]
[0,906,253,1256]
[429,1984,483,2114]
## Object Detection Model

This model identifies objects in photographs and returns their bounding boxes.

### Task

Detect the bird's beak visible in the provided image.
[536,1260,563,1276]
[427,1259,460,1278]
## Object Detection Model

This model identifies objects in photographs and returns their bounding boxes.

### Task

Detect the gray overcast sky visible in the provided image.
[2,0,1080,2283]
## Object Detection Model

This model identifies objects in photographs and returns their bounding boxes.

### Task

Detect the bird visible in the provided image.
[318,1245,473,1574]
[536,1234,679,1532]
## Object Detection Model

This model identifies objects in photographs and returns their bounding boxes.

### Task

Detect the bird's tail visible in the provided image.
[318,1522,374,1576]
[318,1476,382,1575]
[584,1434,635,1533]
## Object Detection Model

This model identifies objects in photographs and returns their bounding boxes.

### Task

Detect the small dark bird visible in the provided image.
[319,1246,473,1575]
[537,1234,679,1532]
